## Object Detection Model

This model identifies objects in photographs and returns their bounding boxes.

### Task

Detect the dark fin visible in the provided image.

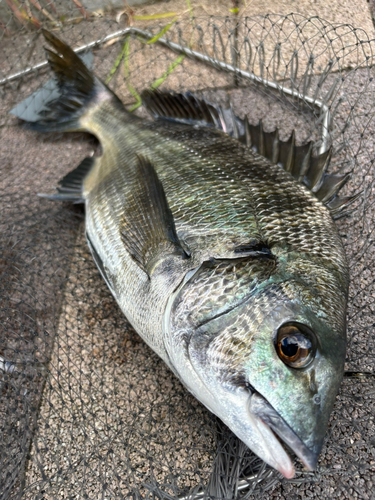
[231,118,355,215]
[245,124,357,216]
[230,104,239,139]
[22,30,121,133]
[250,120,265,156]
[141,89,222,129]
[38,156,95,203]
[216,114,356,216]
[245,119,252,148]
[141,90,243,140]
[86,233,116,295]
[121,155,190,277]
[9,51,94,123]
[141,89,356,216]
[327,191,362,219]
[315,172,352,204]
[292,141,313,181]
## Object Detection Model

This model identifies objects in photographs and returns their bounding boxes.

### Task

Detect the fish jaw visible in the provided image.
[214,387,297,479]
[248,391,319,474]
[181,358,324,479]
[167,357,302,479]
[178,368,321,479]
[253,419,296,479]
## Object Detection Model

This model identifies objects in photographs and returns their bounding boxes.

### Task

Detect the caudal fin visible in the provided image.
[22,29,122,133]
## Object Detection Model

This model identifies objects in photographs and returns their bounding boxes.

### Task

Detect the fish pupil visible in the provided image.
[280,337,299,358]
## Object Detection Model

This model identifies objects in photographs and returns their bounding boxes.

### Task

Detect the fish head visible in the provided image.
[164,254,348,478]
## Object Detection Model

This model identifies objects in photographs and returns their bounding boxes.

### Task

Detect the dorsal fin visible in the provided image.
[141,90,360,219]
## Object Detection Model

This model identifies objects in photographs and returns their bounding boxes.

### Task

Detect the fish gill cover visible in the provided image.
[0,2,374,499]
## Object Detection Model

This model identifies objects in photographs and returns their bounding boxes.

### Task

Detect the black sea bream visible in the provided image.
[18,29,358,478]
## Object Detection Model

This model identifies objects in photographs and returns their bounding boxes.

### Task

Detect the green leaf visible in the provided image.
[147,18,178,45]
[150,55,186,90]
[105,41,128,84]
[133,12,177,20]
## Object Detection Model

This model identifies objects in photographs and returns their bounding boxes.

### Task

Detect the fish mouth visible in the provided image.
[248,390,319,474]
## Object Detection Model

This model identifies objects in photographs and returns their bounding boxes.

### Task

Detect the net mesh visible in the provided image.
[0,3,374,499]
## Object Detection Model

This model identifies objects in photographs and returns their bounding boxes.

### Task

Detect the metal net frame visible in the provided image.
[0,4,374,499]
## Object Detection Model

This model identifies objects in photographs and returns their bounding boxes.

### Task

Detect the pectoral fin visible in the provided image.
[121,155,190,277]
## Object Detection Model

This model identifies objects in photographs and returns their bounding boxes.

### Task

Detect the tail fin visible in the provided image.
[22,29,122,133]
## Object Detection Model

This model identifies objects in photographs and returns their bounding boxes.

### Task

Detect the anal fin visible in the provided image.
[121,155,190,277]
[38,156,95,203]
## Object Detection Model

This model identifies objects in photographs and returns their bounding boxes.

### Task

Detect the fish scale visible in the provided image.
[18,29,353,479]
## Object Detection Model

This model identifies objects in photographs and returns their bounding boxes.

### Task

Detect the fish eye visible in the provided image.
[275,322,317,369]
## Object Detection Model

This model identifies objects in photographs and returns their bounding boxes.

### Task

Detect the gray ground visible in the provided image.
[0,3,374,499]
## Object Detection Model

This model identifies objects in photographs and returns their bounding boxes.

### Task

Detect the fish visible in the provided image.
[16,29,358,479]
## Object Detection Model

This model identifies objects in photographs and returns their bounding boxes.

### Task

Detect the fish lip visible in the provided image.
[249,390,319,472]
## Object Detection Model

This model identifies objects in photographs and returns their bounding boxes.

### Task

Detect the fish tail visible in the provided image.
[23,29,124,133]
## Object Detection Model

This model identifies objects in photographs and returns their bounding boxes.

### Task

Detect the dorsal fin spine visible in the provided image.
[271,129,280,164]
[296,142,313,182]
[309,148,332,192]
[245,119,252,148]
[285,130,295,173]
[258,120,265,157]
[230,104,239,139]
